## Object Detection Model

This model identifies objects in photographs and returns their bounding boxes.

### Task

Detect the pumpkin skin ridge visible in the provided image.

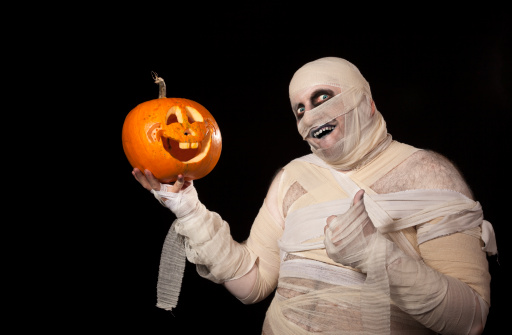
[122,97,221,182]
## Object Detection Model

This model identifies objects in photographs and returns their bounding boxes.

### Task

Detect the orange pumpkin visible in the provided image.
[122,74,221,183]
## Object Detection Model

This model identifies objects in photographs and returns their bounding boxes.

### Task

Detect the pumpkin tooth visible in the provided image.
[191,142,198,149]
[179,142,190,149]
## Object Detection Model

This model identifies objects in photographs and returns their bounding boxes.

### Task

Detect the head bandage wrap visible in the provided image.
[289,57,391,170]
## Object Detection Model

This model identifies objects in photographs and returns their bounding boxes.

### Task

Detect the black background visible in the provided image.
[24,5,510,334]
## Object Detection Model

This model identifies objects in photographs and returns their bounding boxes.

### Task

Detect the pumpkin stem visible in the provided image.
[151,71,166,98]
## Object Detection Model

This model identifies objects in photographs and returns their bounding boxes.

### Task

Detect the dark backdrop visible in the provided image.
[36,6,509,334]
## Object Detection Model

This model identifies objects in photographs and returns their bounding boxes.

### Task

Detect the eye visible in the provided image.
[316,94,332,104]
[312,92,333,107]
[297,106,305,114]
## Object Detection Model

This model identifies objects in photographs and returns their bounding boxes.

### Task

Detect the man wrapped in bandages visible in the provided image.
[132,57,497,334]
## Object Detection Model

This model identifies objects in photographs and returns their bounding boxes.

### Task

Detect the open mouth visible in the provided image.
[311,124,335,139]
[145,105,212,163]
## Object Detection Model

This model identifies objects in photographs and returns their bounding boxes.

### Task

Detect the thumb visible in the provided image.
[352,189,365,206]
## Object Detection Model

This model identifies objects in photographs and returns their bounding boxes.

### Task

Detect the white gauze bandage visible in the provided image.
[153,183,256,311]
[289,57,391,171]
[174,204,257,284]
[153,183,256,284]
[325,196,484,334]
[152,183,201,218]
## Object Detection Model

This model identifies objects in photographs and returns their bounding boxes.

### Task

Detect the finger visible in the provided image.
[169,175,185,193]
[132,168,152,191]
[144,169,162,190]
[352,189,365,206]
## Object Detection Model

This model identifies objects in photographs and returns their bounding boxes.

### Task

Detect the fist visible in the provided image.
[324,190,377,271]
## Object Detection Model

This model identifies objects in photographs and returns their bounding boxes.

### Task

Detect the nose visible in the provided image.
[304,101,316,112]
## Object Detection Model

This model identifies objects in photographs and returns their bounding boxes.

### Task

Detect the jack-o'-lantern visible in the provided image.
[122,73,221,183]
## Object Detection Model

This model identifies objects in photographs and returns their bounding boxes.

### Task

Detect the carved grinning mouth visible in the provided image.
[311,124,335,139]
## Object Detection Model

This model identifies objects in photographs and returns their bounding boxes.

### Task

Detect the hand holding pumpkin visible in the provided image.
[132,168,200,219]
[132,168,190,193]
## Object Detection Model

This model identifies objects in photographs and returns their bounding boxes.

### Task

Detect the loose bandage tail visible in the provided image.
[156,221,187,311]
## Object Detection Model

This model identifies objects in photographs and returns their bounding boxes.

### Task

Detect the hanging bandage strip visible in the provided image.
[156,221,187,311]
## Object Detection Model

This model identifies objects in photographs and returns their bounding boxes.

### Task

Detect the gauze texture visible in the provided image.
[156,221,186,311]
[254,141,494,334]
[324,197,378,271]
[152,183,202,311]
[151,182,200,219]
[174,203,258,284]
[154,182,256,311]
[289,57,390,171]
[325,193,484,334]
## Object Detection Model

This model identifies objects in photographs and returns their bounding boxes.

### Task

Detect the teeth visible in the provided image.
[313,126,335,138]
[179,142,199,149]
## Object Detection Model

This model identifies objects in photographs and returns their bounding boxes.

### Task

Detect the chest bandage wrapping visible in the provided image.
[258,144,495,334]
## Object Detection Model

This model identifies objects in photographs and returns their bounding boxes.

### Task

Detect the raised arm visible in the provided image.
[133,167,283,303]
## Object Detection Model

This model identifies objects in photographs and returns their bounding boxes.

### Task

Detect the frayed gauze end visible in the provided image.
[481,220,498,256]
[156,221,187,311]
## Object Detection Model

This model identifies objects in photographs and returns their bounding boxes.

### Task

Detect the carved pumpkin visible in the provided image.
[122,74,222,183]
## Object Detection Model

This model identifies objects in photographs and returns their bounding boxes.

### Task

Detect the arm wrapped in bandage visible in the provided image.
[154,180,282,308]
[174,203,258,283]
[153,182,256,282]
[325,198,488,334]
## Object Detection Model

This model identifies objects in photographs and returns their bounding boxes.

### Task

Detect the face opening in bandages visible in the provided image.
[289,57,391,170]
